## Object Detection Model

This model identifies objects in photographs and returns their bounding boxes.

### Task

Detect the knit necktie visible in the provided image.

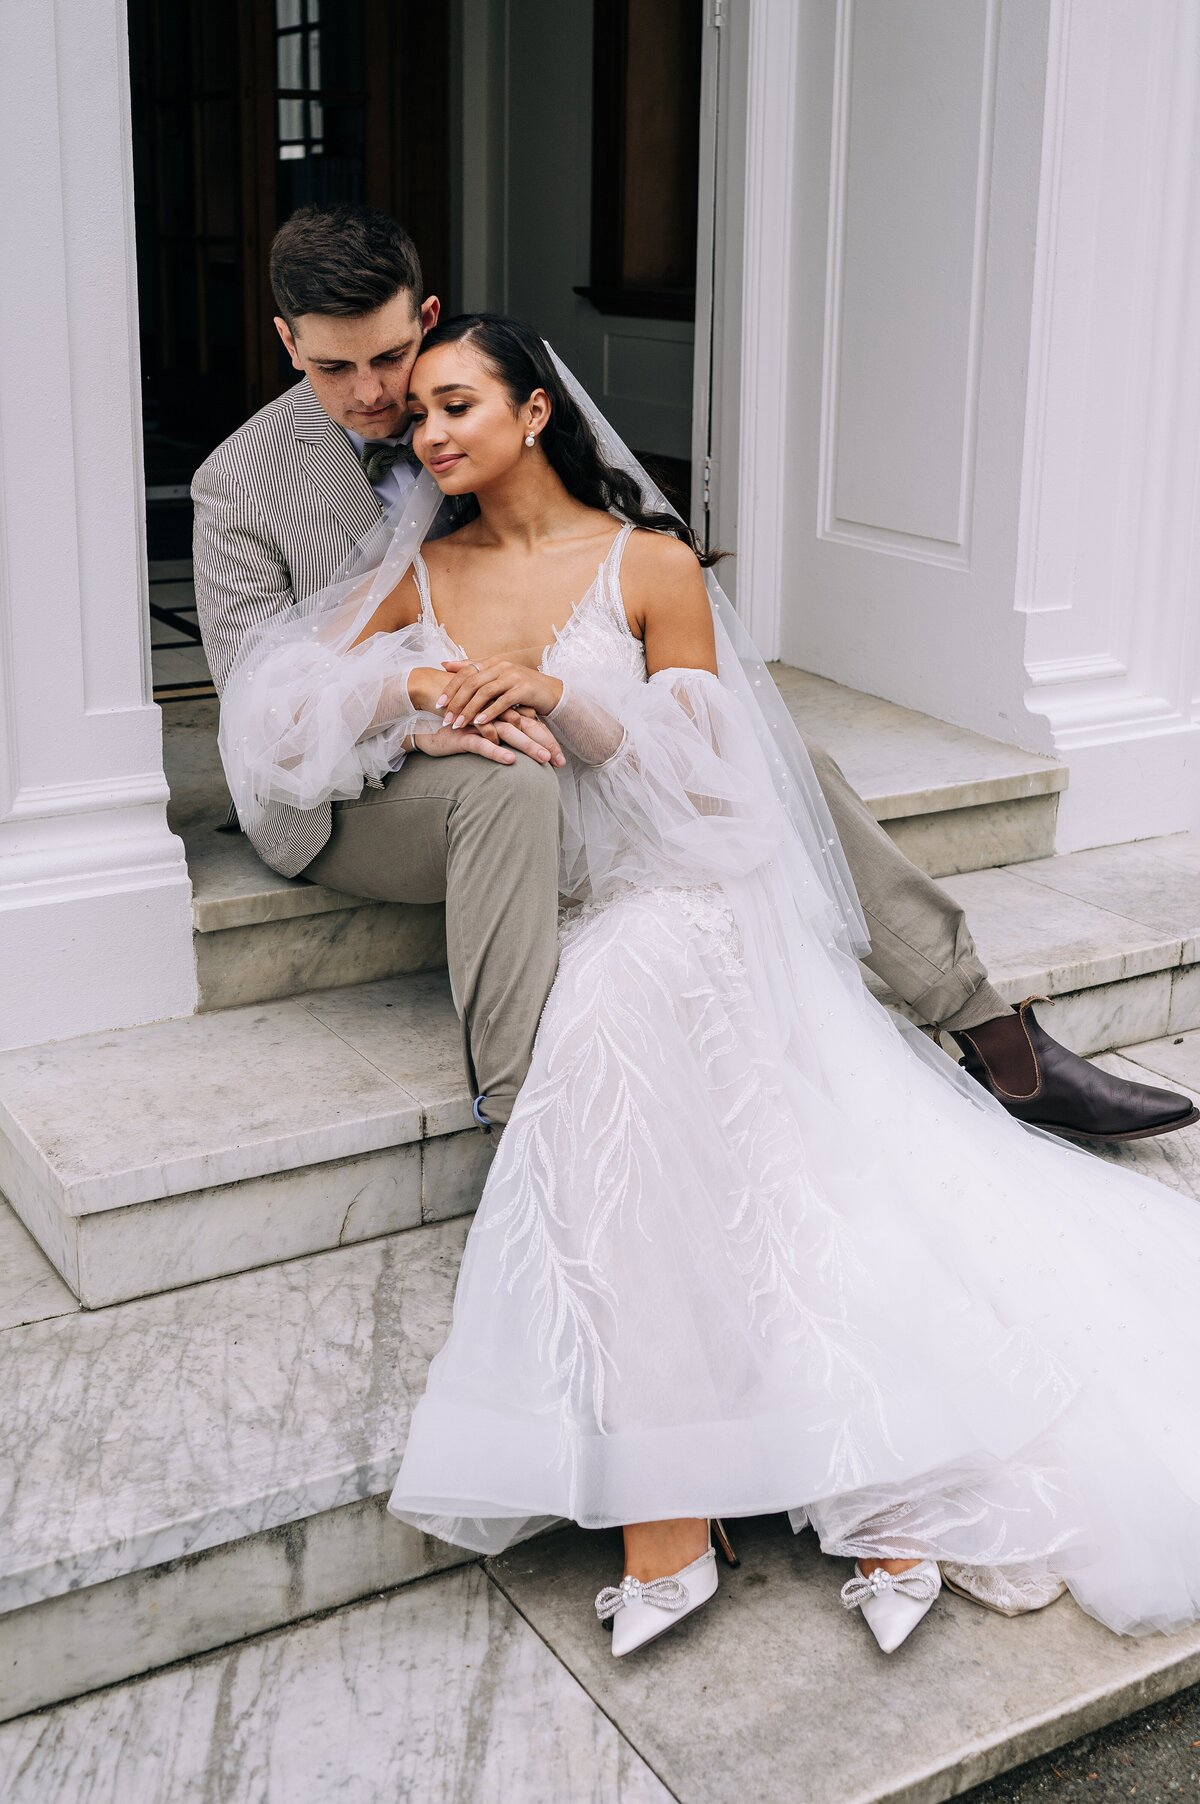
[359,439,420,485]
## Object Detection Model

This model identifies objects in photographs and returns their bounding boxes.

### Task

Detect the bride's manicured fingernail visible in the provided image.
[436,694,447,708]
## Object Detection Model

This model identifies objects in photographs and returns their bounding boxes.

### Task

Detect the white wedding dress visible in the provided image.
[387,522,1200,1639]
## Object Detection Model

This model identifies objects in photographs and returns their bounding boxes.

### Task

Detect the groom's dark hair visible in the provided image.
[270,204,423,326]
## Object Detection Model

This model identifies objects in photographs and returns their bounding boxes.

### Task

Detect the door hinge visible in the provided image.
[711,0,726,26]
[703,456,713,507]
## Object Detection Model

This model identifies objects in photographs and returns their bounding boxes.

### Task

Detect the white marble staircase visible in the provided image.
[5,674,1200,1798]
[1,1027,1200,1791]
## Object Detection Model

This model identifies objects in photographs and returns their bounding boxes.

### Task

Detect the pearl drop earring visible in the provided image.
[524,432,536,447]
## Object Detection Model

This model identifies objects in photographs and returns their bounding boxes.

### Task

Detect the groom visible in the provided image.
[193,203,1194,1143]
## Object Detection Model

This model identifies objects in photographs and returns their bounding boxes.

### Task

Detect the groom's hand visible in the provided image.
[411,710,565,767]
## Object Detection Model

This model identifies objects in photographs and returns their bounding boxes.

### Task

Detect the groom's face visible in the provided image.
[275,289,440,438]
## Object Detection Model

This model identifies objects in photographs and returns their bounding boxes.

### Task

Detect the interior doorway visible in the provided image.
[126,0,707,697]
[453,0,704,521]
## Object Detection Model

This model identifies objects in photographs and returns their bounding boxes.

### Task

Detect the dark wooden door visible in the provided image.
[128,0,451,468]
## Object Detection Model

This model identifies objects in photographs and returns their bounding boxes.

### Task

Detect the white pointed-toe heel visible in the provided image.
[840,1559,941,1653]
[596,1520,736,1658]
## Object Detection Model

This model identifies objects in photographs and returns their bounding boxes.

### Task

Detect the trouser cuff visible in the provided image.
[473,1090,517,1131]
[938,980,1012,1036]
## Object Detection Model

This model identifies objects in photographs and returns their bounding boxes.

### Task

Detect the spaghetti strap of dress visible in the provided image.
[410,548,436,625]
[598,521,637,630]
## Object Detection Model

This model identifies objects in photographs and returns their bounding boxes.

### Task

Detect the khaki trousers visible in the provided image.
[802,738,1007,1034]
[306,752,561,1128]
[305,739,1005,1125]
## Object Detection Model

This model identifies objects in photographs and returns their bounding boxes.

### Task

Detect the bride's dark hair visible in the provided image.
[415,313,721,566]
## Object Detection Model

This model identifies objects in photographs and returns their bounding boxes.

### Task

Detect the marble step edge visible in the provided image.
[0,1496,473,1727]
[874,944,1200,1062]
[0,975,493,1304]
[4,935,1198,1306]
[9,1557,1200,1804]
[192,897,447,1015]
[867,758,1066,824]
[0,1224,470,1720]
[923,1635,1200,1804]
[191,794,1061,1024]
[0,1115,491,1309]
[0,978,476,1221]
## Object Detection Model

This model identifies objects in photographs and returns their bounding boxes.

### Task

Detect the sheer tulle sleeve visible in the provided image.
[215,467,449,839]
[217,605,448,826]
[548,664,784,901]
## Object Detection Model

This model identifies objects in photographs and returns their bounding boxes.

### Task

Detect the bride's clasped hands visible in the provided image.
[432,656,563,732]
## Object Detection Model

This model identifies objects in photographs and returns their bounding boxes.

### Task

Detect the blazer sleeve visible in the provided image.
[192,451,294,696]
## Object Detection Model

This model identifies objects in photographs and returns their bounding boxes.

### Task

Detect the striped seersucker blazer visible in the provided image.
[192,377,386,877]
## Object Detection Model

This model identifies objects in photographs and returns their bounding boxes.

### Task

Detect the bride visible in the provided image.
[222,314,1200,1661]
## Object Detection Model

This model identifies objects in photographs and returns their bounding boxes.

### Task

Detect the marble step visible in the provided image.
[7,1521,1200,1804]
[0,1220,471,1724]
[164,700,446,1013]
[0,1561,675,1804]
[769,666,1065,877]
[168,677,1066,1011]
[0,973,493,1307]
[874,829,1200,1057]
[5,833,1200,1311]
[3,1034,1199,1736]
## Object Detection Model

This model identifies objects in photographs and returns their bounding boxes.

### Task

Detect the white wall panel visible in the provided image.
[781,0,1053,745]
[825,0,993,558]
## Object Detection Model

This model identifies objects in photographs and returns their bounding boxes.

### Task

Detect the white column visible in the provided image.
[0,0,196,1050]
[1017,0,1200,849]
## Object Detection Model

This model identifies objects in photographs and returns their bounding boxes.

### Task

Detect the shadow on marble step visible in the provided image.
[0,974,493,1306]
[884,790,1059,880]
[490,1516,1200,1804]
[0,1222,471,1719]
[195,898,447,1012]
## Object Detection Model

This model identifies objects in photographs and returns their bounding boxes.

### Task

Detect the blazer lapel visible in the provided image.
[291,378,383,546]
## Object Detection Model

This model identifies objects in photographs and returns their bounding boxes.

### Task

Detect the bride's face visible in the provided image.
[406,343,547,493]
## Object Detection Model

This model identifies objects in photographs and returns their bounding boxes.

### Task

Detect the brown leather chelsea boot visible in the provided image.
[951,999,1198,1143]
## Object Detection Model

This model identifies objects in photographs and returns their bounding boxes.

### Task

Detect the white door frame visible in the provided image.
[694,0,799,655]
